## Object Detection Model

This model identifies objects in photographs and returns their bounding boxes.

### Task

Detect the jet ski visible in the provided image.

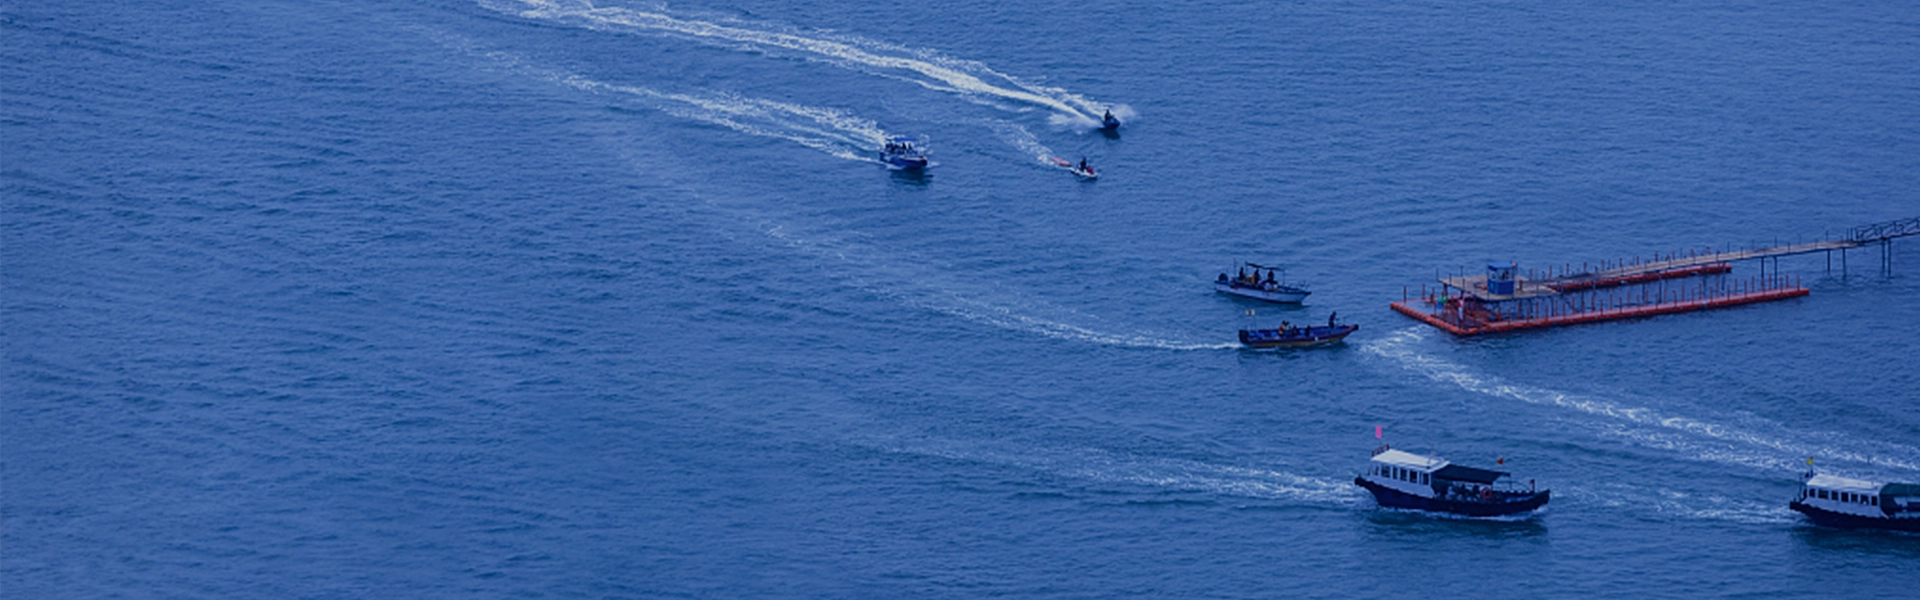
[1052,157,1098,179]
[1100,111,1120,131]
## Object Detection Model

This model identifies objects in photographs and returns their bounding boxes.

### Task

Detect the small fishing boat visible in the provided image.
[881,136,929,170]
[1790,471,1920,531]
[1215,263,1310,303]
[1238,323,1357,348]
[1354,445,1550,518]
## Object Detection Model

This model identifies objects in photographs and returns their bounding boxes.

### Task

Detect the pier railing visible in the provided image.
[1850,216,1920,244]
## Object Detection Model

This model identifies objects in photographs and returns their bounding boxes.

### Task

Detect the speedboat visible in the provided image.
[1355,445,1550,518]
[881,136,929,170]
[1238,323,1356,348]
[1790,471,1920,531]
[1215,263,1311,303]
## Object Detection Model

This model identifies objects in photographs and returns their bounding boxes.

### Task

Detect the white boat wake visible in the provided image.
[860,436,1364,506]
[757,221,1235,351]
[1360,327,1920,477]
[438,33,892,162]
[480,0,1116,123]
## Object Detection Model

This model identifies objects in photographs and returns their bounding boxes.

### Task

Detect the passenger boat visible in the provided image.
[1790,471,1920,531]
[1354,445,1550,518]
[1238,323,1356,348]
[881,136,929,170]
[1215,263,1311,304]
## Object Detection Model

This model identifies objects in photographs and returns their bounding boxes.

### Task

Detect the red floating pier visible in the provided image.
[1392,218,1918,336]
[1395,254,1811,336]
[1391,287,1808,336]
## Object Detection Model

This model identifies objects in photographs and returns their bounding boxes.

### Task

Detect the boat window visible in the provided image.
[1870,497,1878,506]
[1817,490,1828,500]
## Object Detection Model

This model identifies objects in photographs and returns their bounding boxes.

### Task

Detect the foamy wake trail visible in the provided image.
[758,223,1233,350]
[987,121,1063,167]
[483,0,1113,121]
[864,437,1362,505]
[441,35,887,162]
[556,74,884,162]
[1570,483,1798,525]
[1359,327,1920,476]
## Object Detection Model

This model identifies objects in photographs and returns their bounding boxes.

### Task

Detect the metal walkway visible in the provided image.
[1437,216,1917,299]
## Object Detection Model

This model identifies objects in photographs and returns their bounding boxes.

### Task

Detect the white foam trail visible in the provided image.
[867,438,1361,505]
[483,0,1112,120]
[1360,327,1920,475]
[989,121,1059,167]
[1570,483,1799,525]
[757,223,1233,350]
[436,33,890,162]
[556,73,884,162]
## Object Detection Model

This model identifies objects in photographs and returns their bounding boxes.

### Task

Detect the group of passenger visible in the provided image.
[1447,482,1499,502]
[884,141,916,154]
[1222,266,1278,288]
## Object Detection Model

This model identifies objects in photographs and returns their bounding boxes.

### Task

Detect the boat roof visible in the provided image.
[1433,464,1507,485]
[1805,473,1880,493]
[1885,483,1920,497]
[1370,449,1446,472]
[887,136,919,143]
[1369,449,1509,483]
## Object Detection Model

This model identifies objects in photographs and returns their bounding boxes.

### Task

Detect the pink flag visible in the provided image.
[1375,425,1383,439]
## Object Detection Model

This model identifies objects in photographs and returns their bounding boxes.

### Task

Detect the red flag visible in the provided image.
[1375,425,1383,439]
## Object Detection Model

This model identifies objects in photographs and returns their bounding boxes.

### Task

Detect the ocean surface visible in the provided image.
[6,0,1919,597]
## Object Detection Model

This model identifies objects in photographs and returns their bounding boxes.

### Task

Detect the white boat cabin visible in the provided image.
[1364,447,1516,499]
[1797,473,1920,518]
[1364,449,1444,497]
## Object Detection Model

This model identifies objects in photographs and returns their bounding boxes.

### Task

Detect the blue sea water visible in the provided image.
[5,0,1920,596]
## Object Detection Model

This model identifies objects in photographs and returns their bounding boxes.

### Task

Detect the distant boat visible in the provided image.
[1354,446,1550,518]
[1051,156,1098,179]
[1238,323,1357,348]
[1790,471,1920,531]
[1100,110,1120,131]
[881,136,928,170]
[1216,262,1311,304]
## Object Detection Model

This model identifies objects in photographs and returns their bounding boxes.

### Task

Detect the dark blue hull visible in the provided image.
[886,156,928,169]
[1355,477,1549,518]
[1239,324,1357,348]
[1791,501,1920,531]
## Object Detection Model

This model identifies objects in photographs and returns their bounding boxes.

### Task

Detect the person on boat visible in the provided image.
[1280,321,1290,335]
[1328,312,1337,327]
[1265,270,1276,284]
[1103,109,1115,125]
[1078,158,1090,172]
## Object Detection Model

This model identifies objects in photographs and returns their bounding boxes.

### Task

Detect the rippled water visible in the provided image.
[6,0,1919,596]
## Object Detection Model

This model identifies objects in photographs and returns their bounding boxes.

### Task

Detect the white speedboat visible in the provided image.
[1215,263,1310,304]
